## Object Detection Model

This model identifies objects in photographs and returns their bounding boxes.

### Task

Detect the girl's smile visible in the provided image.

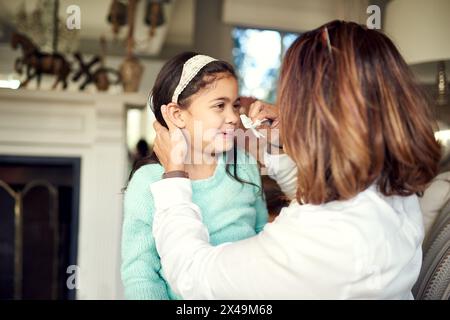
[218,128,235,139]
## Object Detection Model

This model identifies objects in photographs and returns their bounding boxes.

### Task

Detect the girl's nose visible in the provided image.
[225,107,239,125]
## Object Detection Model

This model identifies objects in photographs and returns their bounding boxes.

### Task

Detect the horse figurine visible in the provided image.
[11,32,71,90]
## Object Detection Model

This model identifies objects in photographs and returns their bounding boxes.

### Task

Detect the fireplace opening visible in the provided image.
[0,155,80,300]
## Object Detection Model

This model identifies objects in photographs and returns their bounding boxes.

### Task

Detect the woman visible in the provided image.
[150,20,441,299]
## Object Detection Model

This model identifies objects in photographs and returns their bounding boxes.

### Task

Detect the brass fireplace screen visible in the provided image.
[0,180,59,300]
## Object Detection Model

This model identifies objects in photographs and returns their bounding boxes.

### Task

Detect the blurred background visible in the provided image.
[0,0,448,300]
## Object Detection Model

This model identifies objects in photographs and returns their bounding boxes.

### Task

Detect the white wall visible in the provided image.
[0,88,147,299]
[222,0,369,32]
[384,0,450,65]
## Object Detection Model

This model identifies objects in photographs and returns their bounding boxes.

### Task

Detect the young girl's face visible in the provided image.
[182,73,240,156]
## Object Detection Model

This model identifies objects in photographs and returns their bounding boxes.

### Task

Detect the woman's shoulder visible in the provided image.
[278,187,423,235]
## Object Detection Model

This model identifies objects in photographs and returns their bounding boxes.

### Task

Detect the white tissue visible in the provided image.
[240,114,267,139]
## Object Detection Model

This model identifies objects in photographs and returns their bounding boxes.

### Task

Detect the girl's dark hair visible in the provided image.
[124,51,259,192]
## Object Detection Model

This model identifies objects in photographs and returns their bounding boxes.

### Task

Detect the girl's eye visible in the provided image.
[233,103,241,109]
[215,103,225,109]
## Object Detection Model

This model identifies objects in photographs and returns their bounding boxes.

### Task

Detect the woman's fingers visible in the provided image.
[245,100,282,148]
[271,119,280,129]
[152,118,187,172]
[248,101,279,123]
[152,121,167,167]
[248,100,264,119]
[153,119,166,133]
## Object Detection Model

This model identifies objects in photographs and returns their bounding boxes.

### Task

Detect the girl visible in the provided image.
[150,20,442,299]
[121,52,268,299]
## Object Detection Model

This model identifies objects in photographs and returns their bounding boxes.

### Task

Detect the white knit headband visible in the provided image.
[171,54,218,103]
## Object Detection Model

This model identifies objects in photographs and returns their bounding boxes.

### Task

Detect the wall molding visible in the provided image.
[0,88,146,299]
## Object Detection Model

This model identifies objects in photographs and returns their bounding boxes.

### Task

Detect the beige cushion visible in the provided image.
[419,172,450,236]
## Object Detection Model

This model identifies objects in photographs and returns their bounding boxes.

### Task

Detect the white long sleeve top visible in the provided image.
[151,152,424,299]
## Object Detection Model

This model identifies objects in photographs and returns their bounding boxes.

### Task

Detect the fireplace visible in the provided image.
[0,155,80,300]
[0,88,143,299]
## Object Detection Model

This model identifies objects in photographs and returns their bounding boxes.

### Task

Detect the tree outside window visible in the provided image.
[232,27,300,104]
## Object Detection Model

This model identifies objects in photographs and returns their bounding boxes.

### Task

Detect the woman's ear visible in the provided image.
[165,102,186,128]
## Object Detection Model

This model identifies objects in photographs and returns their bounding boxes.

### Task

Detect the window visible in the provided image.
[125,105,156,171]
[232,27,300,103]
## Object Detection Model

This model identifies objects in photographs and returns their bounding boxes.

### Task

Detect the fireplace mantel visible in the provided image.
[0,88,146,299]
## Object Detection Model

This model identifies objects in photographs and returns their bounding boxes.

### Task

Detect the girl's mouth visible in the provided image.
[219,130,235,139]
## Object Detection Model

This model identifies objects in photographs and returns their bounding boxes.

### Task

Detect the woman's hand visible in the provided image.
[152,105,188,172]
[248,100,283,153]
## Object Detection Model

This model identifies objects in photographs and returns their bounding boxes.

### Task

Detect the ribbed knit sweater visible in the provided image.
[121,150,268,299]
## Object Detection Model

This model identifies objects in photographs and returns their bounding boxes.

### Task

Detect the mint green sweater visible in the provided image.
[121,149,268,300]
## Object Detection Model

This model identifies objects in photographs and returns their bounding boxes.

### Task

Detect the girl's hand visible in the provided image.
[152,105,188,172]
[248,100,283,151]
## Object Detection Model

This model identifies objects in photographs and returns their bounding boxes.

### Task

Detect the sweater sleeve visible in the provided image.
[151,178,350,299]
[263,152,298,200]
[121,166,170,300]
